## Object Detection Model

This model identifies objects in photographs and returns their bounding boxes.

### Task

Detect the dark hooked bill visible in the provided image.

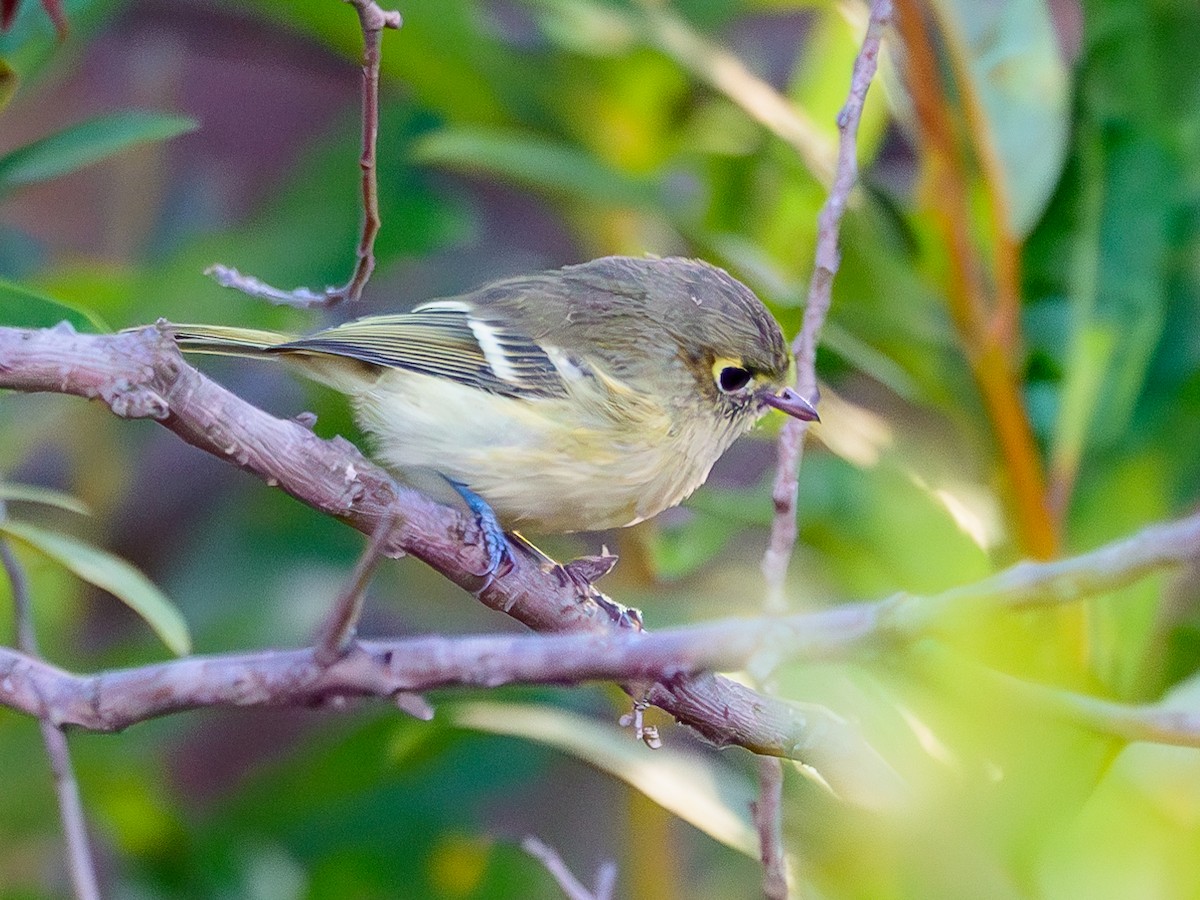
[759,387,820,422]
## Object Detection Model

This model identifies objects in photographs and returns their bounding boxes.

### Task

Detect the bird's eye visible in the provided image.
[717,365,752,393]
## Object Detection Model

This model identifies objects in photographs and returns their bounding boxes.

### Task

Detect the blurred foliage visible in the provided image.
[0,110,196,195]
[0,0,1198,897]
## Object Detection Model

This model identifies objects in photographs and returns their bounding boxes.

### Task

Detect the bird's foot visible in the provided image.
[446,479,514,587]
[510,535,641,630]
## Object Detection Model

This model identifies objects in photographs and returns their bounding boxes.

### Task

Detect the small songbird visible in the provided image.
[167,256,818,576]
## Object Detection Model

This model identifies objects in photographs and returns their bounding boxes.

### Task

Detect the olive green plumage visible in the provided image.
[166,256,814,533]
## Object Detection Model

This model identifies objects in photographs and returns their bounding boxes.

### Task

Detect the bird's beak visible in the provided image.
[760,386,820,422]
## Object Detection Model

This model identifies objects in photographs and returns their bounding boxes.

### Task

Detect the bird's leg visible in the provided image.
[509,532,642,630]
[445,478,514,584]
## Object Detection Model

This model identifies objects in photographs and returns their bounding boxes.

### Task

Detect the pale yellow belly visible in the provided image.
[351,369,743,533]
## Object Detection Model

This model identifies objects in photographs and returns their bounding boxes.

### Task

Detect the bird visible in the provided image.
[164,255,819,582]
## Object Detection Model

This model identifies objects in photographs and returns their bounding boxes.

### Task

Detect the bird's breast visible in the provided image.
[351,369,750,533]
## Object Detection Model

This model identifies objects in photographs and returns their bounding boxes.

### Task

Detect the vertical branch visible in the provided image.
[752,756,788,900]
[205,1,403,308]
[37,724,99,900]
[755,4,894,898]
[0,503,100,900]
[331,0,396,305]
[313,509,397,664]
[761,0,893,611]
[2,516,37,655]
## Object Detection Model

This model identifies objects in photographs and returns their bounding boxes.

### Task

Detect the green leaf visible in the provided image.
[0,519,191,655]
[0,482,90,515]
[0,278,110,332]
[927,0,1071,236]
[412,127,662,209]
[645,511,743,581]
[0,110,197,193]
[450,700,759,856]
[247,0,514,124]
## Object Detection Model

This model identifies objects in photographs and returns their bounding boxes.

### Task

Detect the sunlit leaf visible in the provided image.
[0,519,191,654]
[450,700,759,856]
[928,0,1071,237]
[1035,672,1200,899]
[0,482,90,515]
[0,278,110,332]
[524,0,638,57]
[0,110,197,193]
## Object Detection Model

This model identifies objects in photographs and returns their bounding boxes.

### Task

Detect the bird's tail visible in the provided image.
[153,322,380,395]
[163,323,295,358]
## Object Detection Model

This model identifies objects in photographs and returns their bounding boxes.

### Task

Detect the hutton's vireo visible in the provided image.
[167,256,819,577]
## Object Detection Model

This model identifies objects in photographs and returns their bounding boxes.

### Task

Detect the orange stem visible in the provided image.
[893,0,1058,560]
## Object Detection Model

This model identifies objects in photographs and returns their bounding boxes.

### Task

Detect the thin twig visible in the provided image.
[752,7,892,890]
[1,506,37,655]
[313,509,398,665]
[206,0,402,308]
[883,511,1200,632]
[335,0,397,304]
[761,0,893,613]
[37,723,99,900]
[522,836,614,900]
[917,643,1200,751]
[0,501,100,900]
[752,756,788,900]
[593,860,618,900]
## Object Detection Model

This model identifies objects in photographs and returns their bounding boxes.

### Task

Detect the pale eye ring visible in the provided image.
[717,365,752,393]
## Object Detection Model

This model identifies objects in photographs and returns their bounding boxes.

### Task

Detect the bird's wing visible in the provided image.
[279,303,571,399]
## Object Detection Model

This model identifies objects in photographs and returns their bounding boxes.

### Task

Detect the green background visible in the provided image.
[1,0,1199,897]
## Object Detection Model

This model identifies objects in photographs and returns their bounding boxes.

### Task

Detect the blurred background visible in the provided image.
[1,0,1199,897]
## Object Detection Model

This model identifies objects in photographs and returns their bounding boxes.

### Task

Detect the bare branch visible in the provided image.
[0,506,36,654]
[207,0,402,308]
[0,509,1196,753]
[751,3,893,890]
[0,323,826,759]
[0,616,858,733]
[762,0,893,613]
[36,723,99,900]
[1,502,100,900]
[883,511,1200,633]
